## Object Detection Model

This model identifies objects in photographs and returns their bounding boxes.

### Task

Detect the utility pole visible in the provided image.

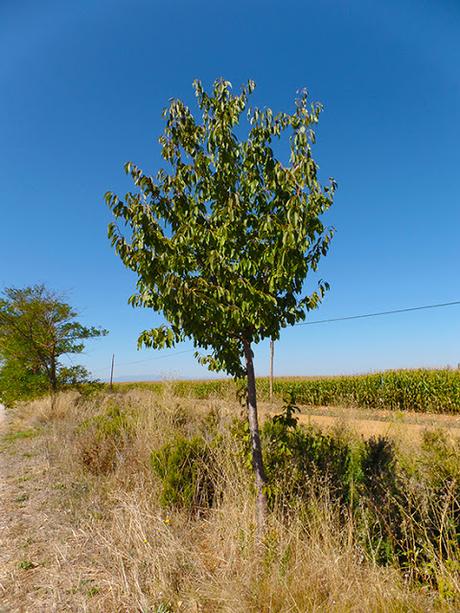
[269,339,274,402]
[110,353,115,391]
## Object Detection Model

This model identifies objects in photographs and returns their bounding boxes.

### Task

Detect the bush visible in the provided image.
[150,435,216,512]
[232,396,460,584]
[232,396,362,511]
[76,404,133,474]
[0,360,49,407]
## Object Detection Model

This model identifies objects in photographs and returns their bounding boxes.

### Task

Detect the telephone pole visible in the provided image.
[110,353,115,391]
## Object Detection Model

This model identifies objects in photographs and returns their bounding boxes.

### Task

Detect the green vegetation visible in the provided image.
[145,396,459,581]
[273,369,460,413]
[17,560,37,571]
[14,493,29,503]
[3,428,39,443]
[72,392,459,602]
[5,391,459,609]
[76,403,133,474]
[0,285,107,407]
[114,368,460,413]
[105,78,336,529]
[151,435,215,511]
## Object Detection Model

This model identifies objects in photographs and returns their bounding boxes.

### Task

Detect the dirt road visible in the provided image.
[292,404,460,444]
[0,404,52,611]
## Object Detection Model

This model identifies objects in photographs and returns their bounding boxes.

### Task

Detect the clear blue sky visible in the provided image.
[1,0,459,381]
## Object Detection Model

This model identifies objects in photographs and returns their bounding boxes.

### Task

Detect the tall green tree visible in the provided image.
[0,285,107,406]
[105,79,336,530]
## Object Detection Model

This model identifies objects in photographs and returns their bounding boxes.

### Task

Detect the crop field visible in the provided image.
[114,368,460,414]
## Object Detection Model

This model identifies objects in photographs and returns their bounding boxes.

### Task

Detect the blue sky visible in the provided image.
[1,0,459,380]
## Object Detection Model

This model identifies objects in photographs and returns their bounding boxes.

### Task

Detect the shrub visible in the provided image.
[150,435,216,512]
[263,419,360,510]
[232,396,362,511]
[76,404,133,474]
[232,397,460,585]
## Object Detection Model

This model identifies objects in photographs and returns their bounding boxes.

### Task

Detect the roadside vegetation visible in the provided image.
[1,389,458,611]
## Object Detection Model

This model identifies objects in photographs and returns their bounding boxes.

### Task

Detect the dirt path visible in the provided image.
[292,404,460,443]
[0,405,33,611]
[0,409,59,612]
[0,404,17,610]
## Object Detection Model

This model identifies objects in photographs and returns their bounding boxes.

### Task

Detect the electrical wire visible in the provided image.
[294,300,460,327]
[90,299,460,374]
[90,348,194,375]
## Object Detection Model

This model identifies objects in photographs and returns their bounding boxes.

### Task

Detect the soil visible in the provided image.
[293,404,460,443]
[0,407,62,612]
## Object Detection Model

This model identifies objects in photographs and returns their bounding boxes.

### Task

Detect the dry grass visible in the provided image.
[0,390,458,611]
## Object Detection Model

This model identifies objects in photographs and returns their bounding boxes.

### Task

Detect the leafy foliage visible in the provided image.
[0,359,49,406]
[150,435,215,512]
[232,405,459,579]
[105,78,335,377]
[0,285,107,405]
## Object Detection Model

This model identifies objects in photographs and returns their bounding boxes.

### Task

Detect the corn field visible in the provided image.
[114,368,460,414]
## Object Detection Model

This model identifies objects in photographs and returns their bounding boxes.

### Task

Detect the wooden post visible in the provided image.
[110,354,115,391]
[269,339,274,402]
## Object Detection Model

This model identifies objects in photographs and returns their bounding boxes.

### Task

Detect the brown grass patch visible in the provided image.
[0,390,458,611]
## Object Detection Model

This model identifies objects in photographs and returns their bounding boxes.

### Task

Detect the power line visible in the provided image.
[114,348,194,368]
[90,348,194,374]
[294,300,460,327]
[90,299,460,374]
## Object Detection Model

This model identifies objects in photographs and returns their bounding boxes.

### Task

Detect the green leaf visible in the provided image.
[105,78,335,379]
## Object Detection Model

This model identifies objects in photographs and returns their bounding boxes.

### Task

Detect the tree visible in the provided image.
[0,285,107,406]
[105,79,336,531]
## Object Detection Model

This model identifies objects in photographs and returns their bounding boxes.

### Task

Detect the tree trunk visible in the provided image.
[243,339,268,535]
[49,355,58,412]
[50,360,57,394]
[269,339,274,402]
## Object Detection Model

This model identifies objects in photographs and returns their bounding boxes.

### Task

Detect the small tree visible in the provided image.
[105,79,336,530]
[0,285,107,406]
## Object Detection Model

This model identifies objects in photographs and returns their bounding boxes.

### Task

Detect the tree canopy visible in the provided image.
[105,79,336,377]
[0,285,107,406]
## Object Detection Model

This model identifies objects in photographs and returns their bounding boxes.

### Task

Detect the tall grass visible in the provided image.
[5,389,459,611]
[114,368,460,413]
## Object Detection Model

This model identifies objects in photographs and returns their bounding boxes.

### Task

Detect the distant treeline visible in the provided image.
[113,368,460,414]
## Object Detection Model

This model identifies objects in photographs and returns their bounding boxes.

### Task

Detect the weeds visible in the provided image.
[151,435,216,512]
[17,560,37,571]
[3,428,39,443]
[76,403,133,474]
[3,390,459,611]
